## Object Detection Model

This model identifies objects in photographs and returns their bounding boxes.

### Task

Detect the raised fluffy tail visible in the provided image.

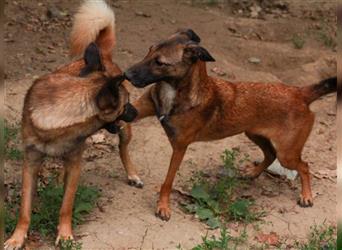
[70,0,115,60]
[301,77,337,104]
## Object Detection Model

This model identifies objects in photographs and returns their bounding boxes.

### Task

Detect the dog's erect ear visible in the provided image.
[80,42,104,77]
[107,74,125,93]
[184,44,215,62]
[178,28,201,43]
[96,75,124,109]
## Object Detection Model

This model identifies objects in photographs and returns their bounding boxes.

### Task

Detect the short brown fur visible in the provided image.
[123,30,336,221]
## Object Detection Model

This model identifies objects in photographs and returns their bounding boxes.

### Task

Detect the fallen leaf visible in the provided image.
[255,232,279,246]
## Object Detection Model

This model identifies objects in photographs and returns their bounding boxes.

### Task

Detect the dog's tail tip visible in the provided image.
[70,0,115,58]
[302,76,337,104]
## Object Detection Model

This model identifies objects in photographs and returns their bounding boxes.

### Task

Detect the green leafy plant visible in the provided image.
[295,222,337,250]
[182,148,264,229]
[60,239,83,250]
[192,227,247,250]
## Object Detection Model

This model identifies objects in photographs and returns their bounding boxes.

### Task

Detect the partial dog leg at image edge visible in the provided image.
[4,150,43,249]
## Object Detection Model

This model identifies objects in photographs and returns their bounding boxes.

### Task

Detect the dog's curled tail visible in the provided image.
[301,77,337,104]
[70,0,115,60]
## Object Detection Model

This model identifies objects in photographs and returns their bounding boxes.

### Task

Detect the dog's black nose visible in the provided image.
[123,71,132,82]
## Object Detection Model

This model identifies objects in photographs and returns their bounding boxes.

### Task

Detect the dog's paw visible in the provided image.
[297,195,313,208]
[239,161,261,179]
[55,225,74,246]
[55,234,74,246]
[155,204,171,221]
[4,234,26,250]
[127,175,144,188]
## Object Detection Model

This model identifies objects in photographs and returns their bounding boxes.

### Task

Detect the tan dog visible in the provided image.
[5,1,141,248]
[123,29,336,221]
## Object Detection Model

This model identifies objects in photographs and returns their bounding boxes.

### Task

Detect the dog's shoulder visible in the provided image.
[27,72,107,131]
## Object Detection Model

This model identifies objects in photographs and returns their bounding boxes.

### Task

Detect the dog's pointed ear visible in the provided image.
[107,74,125,92]
[179,29,201,43]
[96,74,124,109]
[80,42,104,77]
[184,44,215,62]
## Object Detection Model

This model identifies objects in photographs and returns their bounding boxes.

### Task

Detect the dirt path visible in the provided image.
[5,1,336,249]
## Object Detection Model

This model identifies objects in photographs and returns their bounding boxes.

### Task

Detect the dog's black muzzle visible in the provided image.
[103,103,138,134]
[118,103,138,122]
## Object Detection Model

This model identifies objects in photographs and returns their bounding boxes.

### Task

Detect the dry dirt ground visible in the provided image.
[4,0,337,249]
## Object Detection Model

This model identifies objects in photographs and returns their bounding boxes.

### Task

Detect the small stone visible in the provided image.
[90,133,106,144]
[46,5,62,19]
[248,57,261,64]
[135,11,151,18]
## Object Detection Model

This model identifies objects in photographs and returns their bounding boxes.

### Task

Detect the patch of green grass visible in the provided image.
[60,239,83,250]
[5,177,100,240]
[192,227,247,250]
[292,34,305,49]
[181,148,265,229]
[295,222,337,250]
[4,123,23,160]
[338,223,342,250]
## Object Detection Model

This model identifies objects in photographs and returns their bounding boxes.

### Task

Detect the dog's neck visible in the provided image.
[154,61,211,119]
[175,60,211,107]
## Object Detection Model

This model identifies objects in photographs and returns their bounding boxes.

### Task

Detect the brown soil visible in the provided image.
[4,0,336,249]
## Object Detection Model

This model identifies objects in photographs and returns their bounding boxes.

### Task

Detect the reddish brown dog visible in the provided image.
[5,1,142,248]
[123,29,336,221]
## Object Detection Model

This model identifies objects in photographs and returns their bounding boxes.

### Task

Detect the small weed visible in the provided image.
[292,34,305,49]
[314,22,336,49]
[192,227,247,250]
[5,177,99,242]
[182,148,265,229]
[4,123,23,160]
[295,222,337,250]
[60,239,83,250]
[191,0,222,6]
[318,31,336,49]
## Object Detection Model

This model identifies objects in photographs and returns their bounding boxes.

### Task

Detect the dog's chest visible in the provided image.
[152,82,176,118]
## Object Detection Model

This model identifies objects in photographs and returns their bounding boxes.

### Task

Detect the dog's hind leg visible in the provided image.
[56,148,83,245]
[240,133,276,178]
[118,89,156,188]
[5,149,43,250]
[270,112,315,207]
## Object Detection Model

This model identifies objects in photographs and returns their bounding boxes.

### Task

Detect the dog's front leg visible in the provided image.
[155,145,187,221]
[5,150,43,249]
[56,150,82,245]
[118,89,156,188]
[119,124,144,188]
